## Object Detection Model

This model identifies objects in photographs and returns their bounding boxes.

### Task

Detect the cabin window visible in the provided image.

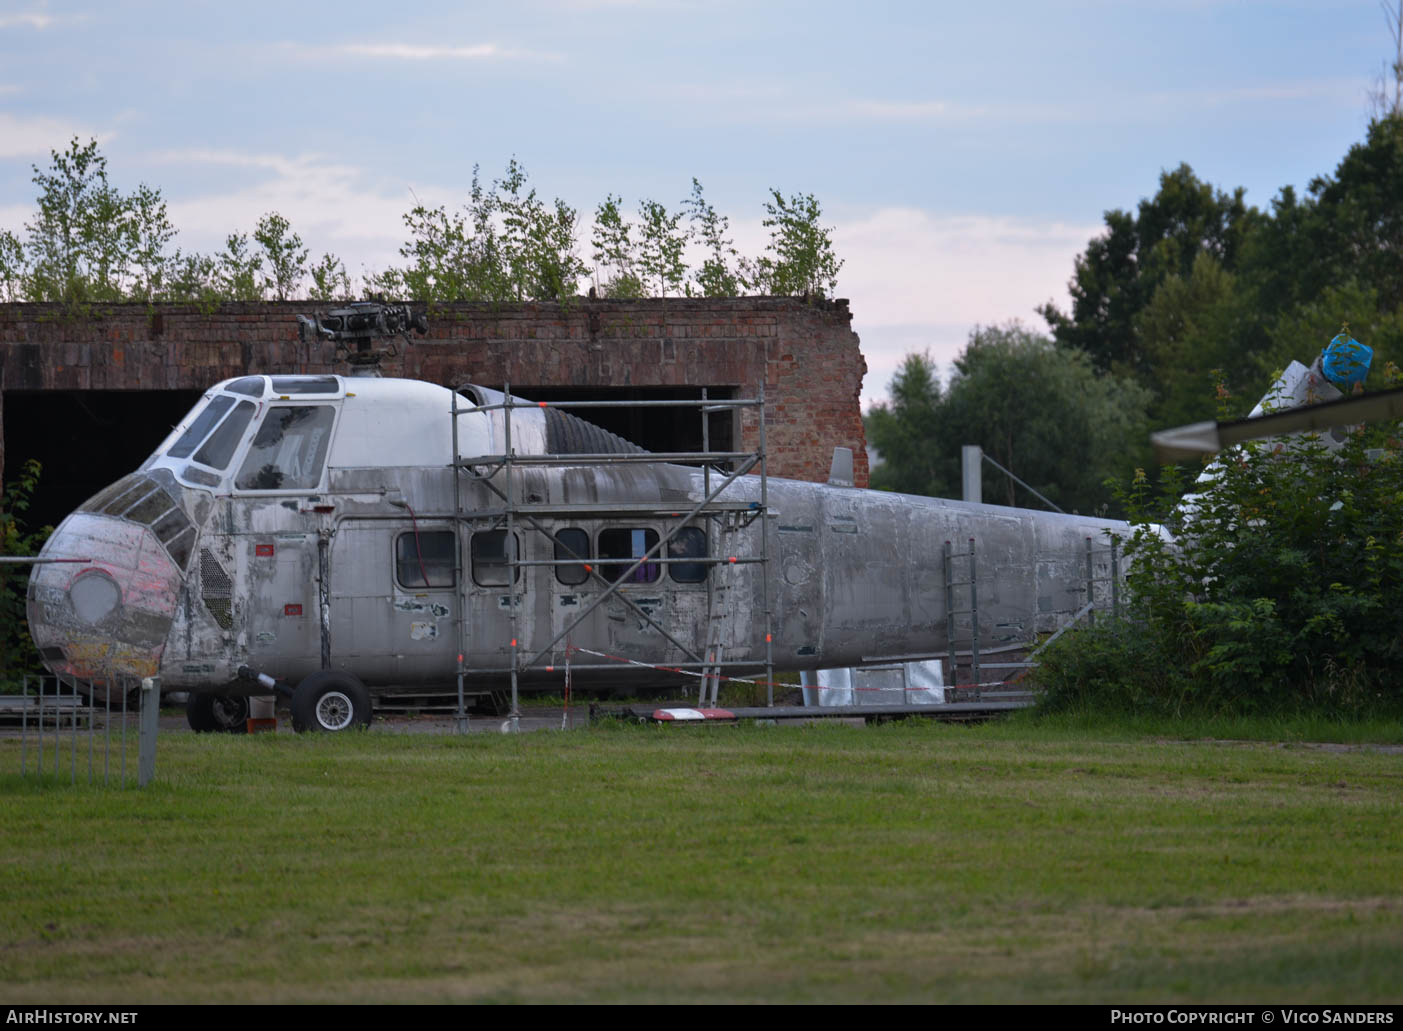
[271,376,341,395]
[167,395,233,459]
[668,526,708,583]
[471,530,520,586]
[193,400,256,470]
[598,528,660,584]
[396,531,456,589]
[235,405,335,491]
[554,528,591,585]
[225,377,265,397]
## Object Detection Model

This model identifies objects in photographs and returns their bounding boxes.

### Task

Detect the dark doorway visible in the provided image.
[513,385,736,455]
[4,390,202,531]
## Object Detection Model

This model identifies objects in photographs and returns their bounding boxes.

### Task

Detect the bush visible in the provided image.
[1,459,51,691]
[1038,410,1403,717]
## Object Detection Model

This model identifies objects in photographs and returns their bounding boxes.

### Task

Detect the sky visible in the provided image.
[0,0,1393,408]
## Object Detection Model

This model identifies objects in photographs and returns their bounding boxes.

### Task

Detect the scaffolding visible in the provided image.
[943,535,1125,695]
[449,385,774,730]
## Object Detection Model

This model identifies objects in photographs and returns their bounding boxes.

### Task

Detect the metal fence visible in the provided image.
[3,674,160,787]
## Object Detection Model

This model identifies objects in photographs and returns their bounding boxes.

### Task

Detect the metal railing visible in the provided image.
[5,674,160,787]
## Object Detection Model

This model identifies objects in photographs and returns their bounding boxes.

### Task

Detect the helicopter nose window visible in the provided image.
[193,400,256,470]
[235,405,336,491]
[167,395,233,459]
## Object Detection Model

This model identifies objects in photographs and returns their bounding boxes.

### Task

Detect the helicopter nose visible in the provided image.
[27,473,194,684]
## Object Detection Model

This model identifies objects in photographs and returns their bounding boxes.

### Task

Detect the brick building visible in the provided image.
[0,297,867,526]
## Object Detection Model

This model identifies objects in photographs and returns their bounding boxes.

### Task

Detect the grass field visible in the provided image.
[2,714,1402,1004]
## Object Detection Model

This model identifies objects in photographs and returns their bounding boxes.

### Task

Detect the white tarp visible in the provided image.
[800,660,945,707]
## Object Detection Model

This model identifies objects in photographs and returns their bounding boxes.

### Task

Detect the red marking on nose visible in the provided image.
[284,604,302,616]
[256,544,274,557]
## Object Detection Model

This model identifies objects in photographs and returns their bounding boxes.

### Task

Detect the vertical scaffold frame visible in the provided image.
[450,386,774,729]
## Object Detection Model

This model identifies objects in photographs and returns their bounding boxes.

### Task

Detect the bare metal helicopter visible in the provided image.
[26,303,1133,732]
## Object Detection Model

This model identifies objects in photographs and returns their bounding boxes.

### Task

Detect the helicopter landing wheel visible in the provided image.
[187,692,250,734]
[291,671,372,733]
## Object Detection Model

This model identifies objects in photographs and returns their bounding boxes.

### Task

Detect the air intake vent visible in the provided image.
[200,548,234,629]
[544,407,647,456]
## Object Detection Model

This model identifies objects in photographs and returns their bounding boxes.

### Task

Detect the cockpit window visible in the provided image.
[193,400,256,471]
[225,377,265,397]
[235,405,335,491]
[167,395,233,459]
[270,376,340,395]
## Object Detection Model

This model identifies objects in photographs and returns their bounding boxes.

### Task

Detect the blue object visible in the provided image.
[1322,333,1372,387]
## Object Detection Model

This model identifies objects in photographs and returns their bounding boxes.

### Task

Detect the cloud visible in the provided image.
[0,203,30,232]
[653,82,1078,127]
[331,42,561,62]
[831,207,1099,406]
[1143,78,1366,111]
[154,149,425,275]
[0,12,55,30]
[839,100,955,121]
[0,112,109,158]
[0,6,86,30]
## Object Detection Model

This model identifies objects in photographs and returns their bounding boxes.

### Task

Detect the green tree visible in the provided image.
[865,352,953,498]
[751,189,843,297]
[0,230,24,303]
[1298,116,1403,311]
[390,200,480,304]
[165,252,223,305]
[866,326,1151,514]
[591,194,643,298]
[1134,252,1244,428]
[24,138,136,304]
[1369,1,1403,120]
[636,198,687,297]
[217,232,263,301]
[309,252,352,302]
[127,183,177,302]
[254,211,308,301]
[495,159,586,302]
[1040,405,1403,715]
[1040,164,1255,378]
[382,161,583,305]
[943,324,1151,513]
[684,178,747,297]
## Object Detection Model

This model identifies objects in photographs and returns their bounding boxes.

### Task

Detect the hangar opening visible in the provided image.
[4,390,201,531]
[512,385,737,456]
[4,384,740,532]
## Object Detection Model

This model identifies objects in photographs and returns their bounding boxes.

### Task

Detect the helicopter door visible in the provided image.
[328,520,458,682]
[463,527,522,673]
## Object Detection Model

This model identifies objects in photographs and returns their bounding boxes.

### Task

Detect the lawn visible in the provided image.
[1,715,1401,1003]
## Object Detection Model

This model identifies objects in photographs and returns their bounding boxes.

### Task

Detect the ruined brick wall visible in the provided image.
[0,297,868,488]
